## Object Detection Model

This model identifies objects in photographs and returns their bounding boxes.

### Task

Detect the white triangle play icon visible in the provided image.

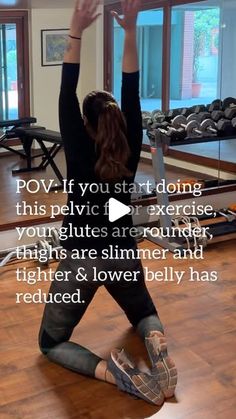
[108,198,131,222]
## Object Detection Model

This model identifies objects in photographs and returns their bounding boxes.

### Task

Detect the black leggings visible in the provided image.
[38,249,163,377]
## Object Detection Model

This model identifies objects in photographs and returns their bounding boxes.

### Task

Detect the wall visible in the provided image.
[30,5,104,131]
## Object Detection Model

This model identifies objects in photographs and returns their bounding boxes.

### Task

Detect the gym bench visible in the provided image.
[0,118,64,191]
[14,127,63,191]
[0,117,38,156]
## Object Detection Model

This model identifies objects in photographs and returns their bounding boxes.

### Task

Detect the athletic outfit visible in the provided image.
[38,63,164,380]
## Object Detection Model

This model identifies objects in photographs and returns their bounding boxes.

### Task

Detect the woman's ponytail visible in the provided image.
[84,92,132,181]
[94,102,132,181]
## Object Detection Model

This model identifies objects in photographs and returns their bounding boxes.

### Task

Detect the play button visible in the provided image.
[108,198,131,222]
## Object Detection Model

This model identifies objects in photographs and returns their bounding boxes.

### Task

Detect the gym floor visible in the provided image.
[0,239,236,419]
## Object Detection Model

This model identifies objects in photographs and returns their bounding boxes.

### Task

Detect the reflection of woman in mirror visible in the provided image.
[38,0,177,406]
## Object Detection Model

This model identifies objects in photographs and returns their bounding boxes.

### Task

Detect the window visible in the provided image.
[0,11,30,121]
[106,0,236,110]
[105,0,236,191]
[113,8,163,111]
[170,3,220,109]
[0,23,18,120]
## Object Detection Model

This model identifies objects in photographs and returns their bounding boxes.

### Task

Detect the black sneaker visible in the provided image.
[145,331,178,398]
[107,348,164,406]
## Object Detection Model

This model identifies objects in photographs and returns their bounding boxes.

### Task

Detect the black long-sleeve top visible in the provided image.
[59,63,143,253]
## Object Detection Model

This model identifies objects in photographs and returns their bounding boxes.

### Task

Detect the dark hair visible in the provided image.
[82,90,132,181]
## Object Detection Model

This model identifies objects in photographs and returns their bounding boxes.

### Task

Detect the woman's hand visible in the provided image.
[111,0,141,31]
[70,0,101,37]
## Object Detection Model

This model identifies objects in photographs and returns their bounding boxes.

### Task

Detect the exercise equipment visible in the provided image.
[207,99,222,112]
[151,109,165,123]
[164,108,181,122]
[180,114,234,136]
[187,112,211,123]
[0,227,61,268]
[222,97,236,110]
[199,118,234,136]
[231,117,236,129]
[0,117,37,131]
[144,116,236,251]
[0,118,64,191]
[151,125,186,144]
[14,127,63,190]
[179,108,193,117]
[211,110,224,122]
[171,115,202,138]
[142,111,152,129]
[224,106,236,120]
[0,117,40,154]
[140,131,211,252]
[190,104,207,114]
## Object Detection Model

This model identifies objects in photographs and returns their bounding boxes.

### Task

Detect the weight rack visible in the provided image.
[144,129,236,252]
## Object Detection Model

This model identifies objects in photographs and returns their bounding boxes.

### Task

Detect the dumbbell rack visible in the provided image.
[145,130,236,252]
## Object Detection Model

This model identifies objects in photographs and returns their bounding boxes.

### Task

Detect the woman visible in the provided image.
[39,0,177,406]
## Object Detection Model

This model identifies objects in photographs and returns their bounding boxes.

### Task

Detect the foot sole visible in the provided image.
[108,349,164,406]
[146,333,178,398]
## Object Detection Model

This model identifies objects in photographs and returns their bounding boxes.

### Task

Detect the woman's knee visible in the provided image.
[38,328,58,355]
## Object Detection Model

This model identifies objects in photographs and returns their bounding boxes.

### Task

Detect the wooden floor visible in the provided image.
[0,239,236,419]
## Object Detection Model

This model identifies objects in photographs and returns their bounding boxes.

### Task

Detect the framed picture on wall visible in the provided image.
[41,29,69,66]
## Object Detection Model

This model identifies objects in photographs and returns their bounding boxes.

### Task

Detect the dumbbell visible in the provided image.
[147,120,169,131]
[200,118,234,136]
[187,112,211,123]
[142,111,153,129]
[190,104,208,114]
[151,109,165,123]
[224,106,236,120]
[231,117,236,129]
[171,115,202,138]
[207,99,222,112]
[164,108,181,122]
[156,126,186,143]
[222,97,236,110]
[179,108,194,117]
[211,110,225,122]
[148,121,186,145]
[197,112,212,122]
[214,118,235,136]
[186,113,198,122]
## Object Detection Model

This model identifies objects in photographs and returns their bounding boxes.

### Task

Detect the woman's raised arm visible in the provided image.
[59,0,101,175]
[64,0,101,64]
[111,0,140,73]
[112,1,142,172]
